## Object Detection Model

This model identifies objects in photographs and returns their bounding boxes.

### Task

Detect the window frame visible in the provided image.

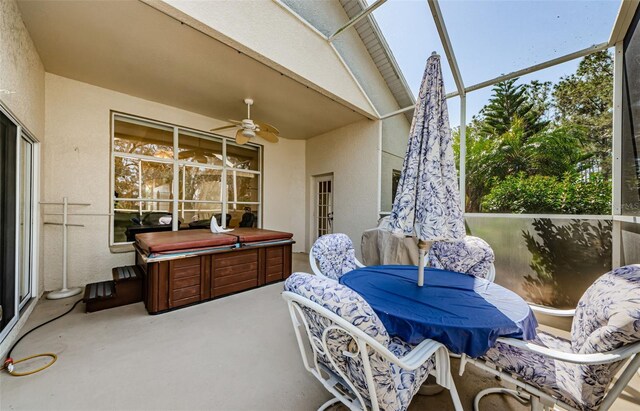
[110,112,263,246]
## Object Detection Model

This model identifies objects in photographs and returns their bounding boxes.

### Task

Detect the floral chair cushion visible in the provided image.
[483,265,640,410]
[483,332,588,410]
[571,264,640,354]
[427,236,495,279]
[311,233,358,280]
[285,273,434,411]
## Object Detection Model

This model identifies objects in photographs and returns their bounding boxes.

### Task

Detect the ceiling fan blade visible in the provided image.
[235,129,251,145]
[256,122,279,135]
[256,130,279,143]
[210,124,238,132]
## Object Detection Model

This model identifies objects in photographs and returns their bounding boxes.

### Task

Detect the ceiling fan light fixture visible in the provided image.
[242,129,255,138]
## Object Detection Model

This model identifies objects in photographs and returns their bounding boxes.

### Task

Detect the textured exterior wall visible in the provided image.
[305,119,380,258]
[381,116,411,212]
[0,0,45,138]
[0,0,45,297]
[151,0,376,118]
[0,0,45,353]
[279,0,412,214]
[43,73,306,290]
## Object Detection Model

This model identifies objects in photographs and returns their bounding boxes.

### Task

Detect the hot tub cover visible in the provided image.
[136,230,237,254]
[229,228,294,244]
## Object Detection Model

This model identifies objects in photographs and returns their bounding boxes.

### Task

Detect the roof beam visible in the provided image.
[379,90,458,120]
[427,0,465,97]
[609,0,639,46]
[380,41,610,119]
[328,0,388,42]
[464,42,610,94]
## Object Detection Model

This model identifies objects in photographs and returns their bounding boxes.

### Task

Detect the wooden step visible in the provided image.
[84,280,115,300]
[85,265,144,313]
[112,265,142,283]
[84,280,117,313]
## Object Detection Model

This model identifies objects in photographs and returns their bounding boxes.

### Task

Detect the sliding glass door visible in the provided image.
[0,111,17,334]
[0,109,36,339]
[19,137,33,308]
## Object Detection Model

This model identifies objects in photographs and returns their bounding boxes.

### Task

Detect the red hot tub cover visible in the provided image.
[136,230,237,254]
[228,228,294,244]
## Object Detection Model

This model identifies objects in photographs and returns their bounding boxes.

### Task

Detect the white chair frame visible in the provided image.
[283,291,464,411]
[309,248,365,279]
[459,305,640,411]
[485,263,496,283]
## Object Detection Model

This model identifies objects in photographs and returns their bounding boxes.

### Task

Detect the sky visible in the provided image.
[369,0,621,127]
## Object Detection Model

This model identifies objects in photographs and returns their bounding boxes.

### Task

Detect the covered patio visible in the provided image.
[2,0,640,410]
[3,255,638,410]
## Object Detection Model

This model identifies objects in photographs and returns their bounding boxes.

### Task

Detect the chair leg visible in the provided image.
[317,397,342,411]
[473,387,531,411]
[448,380,464,411]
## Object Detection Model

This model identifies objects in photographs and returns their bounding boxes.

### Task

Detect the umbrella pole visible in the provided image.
[417,240,432,287]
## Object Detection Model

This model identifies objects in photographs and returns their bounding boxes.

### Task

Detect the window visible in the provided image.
[391,169,401,204]
[111,114,262,244]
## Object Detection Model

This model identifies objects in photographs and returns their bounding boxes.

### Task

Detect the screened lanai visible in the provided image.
[279,0,638,308]
[2,0,640,410]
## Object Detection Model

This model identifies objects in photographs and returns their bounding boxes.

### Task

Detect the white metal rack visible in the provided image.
[41,197,92,299]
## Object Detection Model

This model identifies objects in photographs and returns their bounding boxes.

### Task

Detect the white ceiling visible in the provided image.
[17,0,367,139]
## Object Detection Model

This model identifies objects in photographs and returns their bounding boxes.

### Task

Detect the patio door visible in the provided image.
[0,111,17,334]
[314,174,333,240]
[0,108,36,341]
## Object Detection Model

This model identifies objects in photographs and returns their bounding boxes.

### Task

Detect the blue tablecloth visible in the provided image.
[339,265,538,357]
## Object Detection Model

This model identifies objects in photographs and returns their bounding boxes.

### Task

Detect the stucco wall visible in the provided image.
[149,0,375,118]
[0,0,45,354]
[305,119,380,258]
[279,0,412,215]
[43,73,306,290]
[0,0,45,295]
[381,116,411,212]
[0,0,45,138]
[281,0,399,115]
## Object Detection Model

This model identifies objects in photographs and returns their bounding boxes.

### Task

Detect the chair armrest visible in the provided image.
[369,338,454,390]
[388,339,445,370]
[496,338,640,365]
[528,304,575,317]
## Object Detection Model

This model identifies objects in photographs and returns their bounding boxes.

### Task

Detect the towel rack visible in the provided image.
[41,197,104,299]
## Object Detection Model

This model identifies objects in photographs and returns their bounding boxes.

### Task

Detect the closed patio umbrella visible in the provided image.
[388,52,465,286]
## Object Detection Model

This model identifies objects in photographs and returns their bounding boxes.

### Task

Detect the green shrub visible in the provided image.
[481,173,611,214]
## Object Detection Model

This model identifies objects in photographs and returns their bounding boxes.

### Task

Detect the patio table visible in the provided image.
[339,265,538,357]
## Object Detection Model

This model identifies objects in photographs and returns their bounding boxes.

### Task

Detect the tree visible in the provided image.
[553,50,613,174]
[454,52,613,213]
[524,80,554,122]
[480,78,549,139]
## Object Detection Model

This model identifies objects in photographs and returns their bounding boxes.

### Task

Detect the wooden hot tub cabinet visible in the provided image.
[135,229,293,314]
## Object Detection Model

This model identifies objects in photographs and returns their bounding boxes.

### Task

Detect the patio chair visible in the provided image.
[459,264,640,411]
[427,236,496,282]
[282,272,463,411]
[309,233,365,280]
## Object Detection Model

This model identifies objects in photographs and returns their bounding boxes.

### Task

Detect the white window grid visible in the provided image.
[110,113,262,245]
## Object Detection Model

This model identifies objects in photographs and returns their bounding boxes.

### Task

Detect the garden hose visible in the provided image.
[1,353,57,376]
[1,298,83,377]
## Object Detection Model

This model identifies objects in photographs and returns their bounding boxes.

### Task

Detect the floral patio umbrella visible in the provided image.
[388,53,465,286]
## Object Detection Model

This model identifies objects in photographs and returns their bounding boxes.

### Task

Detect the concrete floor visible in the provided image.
[1,253,639,410]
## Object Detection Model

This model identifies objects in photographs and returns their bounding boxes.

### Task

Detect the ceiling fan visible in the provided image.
[210,98,280,145]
